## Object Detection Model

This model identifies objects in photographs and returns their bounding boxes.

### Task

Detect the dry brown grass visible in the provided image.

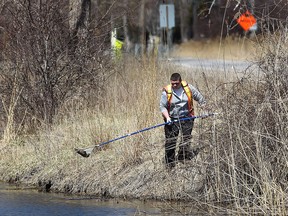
[0,33,287,215]
[172,36,257,61]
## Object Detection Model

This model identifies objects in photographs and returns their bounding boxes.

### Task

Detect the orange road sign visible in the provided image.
[237,11,256,31]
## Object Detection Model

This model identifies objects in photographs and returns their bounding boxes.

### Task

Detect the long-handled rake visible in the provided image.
[75,113,218,158]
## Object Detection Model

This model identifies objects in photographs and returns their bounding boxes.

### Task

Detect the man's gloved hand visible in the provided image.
[166,117,173,125]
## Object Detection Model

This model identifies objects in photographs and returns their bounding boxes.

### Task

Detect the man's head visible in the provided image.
[170,73,182,89]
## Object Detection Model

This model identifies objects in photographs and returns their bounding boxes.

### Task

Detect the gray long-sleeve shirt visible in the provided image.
[160,83,206,119]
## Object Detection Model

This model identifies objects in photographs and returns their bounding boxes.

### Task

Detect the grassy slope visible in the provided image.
[0,36,287,214]
[0,57,218,200]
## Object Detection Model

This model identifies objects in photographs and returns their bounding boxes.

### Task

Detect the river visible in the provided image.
[0,182,198,216]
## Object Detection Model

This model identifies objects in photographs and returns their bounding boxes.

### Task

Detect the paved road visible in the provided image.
[167,57,257,72]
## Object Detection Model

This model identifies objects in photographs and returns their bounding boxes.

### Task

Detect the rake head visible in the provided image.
[75,148,92,158]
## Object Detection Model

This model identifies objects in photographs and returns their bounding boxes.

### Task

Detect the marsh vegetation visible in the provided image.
[0,1,287,215]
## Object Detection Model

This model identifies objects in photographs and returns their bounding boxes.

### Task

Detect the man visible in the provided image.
[160,73,207,169]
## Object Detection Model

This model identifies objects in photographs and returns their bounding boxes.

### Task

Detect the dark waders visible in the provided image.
[164,118,194,168]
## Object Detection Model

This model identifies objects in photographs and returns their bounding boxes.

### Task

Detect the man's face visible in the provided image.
[171,80,181,89]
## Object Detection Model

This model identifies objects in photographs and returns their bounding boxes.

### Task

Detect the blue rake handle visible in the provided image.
[75,113,217,157]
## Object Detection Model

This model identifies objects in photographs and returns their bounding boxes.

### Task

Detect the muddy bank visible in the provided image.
[0,133,211,203]
[0,152,209,201]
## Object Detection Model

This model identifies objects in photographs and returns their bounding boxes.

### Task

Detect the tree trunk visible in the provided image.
[123,0,131,52]
[192,0,200,40]
[68,0,91,53]
[139,0,146,55]
[248,0,255,13]
[179,0,188,42]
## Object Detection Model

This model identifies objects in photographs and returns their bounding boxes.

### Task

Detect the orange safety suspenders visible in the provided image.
[163,81,194,116]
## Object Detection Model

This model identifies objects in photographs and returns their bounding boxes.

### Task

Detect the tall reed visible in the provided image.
[202,31,288,214]
[0,34,287,215]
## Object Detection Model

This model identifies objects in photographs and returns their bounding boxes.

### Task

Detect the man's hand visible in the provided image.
[166,117,173,125]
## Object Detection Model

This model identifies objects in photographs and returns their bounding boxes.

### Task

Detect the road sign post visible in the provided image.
[159,4,175,56]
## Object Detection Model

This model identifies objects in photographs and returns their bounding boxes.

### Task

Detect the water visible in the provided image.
[0,183,163,216]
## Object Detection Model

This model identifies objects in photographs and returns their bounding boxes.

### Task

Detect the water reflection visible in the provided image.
[0,182,204,215]
[0,183,157,216]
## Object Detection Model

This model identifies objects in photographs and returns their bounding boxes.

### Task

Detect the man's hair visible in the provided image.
[170,73,182,81]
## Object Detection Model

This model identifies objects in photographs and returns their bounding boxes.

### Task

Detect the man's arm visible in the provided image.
[189,84,206,105]
[160,91,171,121]
[189,84,213,114]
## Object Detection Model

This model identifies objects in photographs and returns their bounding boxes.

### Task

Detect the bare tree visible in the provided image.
[0,0,114,129]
